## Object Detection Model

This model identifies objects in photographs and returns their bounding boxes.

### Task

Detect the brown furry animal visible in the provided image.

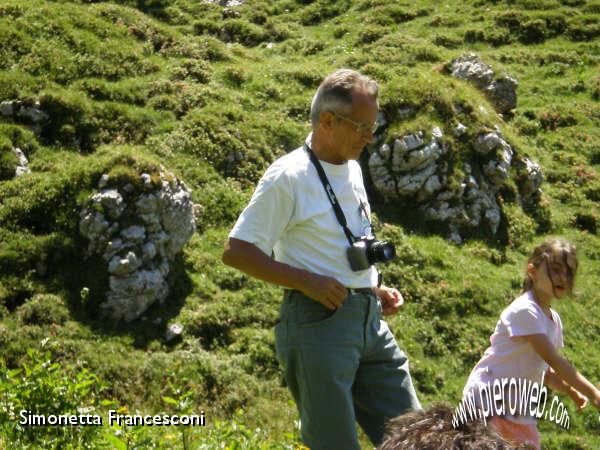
[378,404,526,450]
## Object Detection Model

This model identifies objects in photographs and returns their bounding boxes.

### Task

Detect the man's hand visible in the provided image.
[374,285,404,316]
[223,238,347,310]
[301,273,348,310]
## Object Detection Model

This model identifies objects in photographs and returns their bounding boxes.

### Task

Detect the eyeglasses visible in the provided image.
[333,113,379,135]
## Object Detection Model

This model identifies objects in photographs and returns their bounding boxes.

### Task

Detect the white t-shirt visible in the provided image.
[462,291,563,424]
[229,135,378,288]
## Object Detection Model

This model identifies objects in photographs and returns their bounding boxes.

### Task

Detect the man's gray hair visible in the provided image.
[310,69,378,129]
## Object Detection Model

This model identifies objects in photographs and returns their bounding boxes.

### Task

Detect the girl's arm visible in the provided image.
[545,367,575,394]
[523,334,600,409]
[545,367,588,410]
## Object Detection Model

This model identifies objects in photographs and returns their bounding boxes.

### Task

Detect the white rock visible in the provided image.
[98,174,109,188]
[15,166,31,176]
[368,152,396,200]
[396,141,444,172]
[13,147,28,166]
[423,175,442,195]
[159,260,170,277]
[450,53,494,88]
[136,194,159,215]
[454,123,467,136]
[105,270,168,322]
[121,225,146,242]
[394,133,424,153]
[437,190,455,201]
[165,324,183,342]
[141,173,153,186]
[81,169,197,321]
[432,126,443,139]
[474,132,504,155]
[379,143,391,161]
[79,212,109,240]
[95,189,125,219]
[102,238,126,261]
[396,164,437,195]
[19,104,49,123]
[0,101,14,116]
[423,202,461,222]
[108,251,142,276]
[448,225,462,245]
[142,242,157,261]
[519,157,543,202]
[484,146,513,186]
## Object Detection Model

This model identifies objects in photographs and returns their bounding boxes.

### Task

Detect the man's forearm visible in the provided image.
[222,237,311,291]
[223,238,350,310]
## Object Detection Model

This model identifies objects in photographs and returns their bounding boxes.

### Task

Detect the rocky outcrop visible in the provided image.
[79,170,198,322]
[13,148,31,176]
[0,100,49,134]
[368,127,542,244]
[449,53,518,114]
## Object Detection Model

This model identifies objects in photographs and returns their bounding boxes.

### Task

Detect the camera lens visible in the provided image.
[368,240,396,264]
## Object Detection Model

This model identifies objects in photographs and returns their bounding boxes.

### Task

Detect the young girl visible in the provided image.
[463,238,600,449]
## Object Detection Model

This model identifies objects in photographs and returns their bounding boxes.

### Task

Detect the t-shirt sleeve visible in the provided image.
[555,313,564,349]
[502,302,546,338]
[229,162,294,256]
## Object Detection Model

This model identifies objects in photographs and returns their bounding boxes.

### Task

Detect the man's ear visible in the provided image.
[319,111,335,131]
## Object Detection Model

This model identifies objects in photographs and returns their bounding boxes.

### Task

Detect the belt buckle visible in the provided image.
[348,287,373,296]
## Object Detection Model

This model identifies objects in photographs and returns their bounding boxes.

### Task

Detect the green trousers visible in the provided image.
[274,289,421,450]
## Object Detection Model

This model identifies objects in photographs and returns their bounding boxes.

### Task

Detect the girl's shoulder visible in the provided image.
[499,291,543,323]
[503,291,536,313]
[498,291,553,337]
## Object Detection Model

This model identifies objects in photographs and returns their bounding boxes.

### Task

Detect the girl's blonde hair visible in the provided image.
[522,238,578,294]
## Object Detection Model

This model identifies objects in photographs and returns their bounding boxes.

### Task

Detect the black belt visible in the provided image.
[284,287,374,297]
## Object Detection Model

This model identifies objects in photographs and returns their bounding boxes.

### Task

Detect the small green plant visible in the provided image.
[0,340,105,448]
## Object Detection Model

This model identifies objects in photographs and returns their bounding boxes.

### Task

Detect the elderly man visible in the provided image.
[222,69,421,449]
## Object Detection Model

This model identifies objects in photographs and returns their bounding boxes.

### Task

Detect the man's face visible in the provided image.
[328,90,378,163]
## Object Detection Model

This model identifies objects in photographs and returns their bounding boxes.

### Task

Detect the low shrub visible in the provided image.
[574,211,598,234]
[221,19,266,46]
[0,139,17,181]
[357,26,386,44]
[567,15,600,41]
[16,293,70,326]
[433,34,462,49]
[503,203,537,250]
[538,108,578,130]
[299,0,351,25]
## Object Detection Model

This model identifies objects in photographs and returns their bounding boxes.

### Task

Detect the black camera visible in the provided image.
[347,236,396,271]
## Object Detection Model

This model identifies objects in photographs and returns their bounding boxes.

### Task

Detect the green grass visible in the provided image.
[1,0,600,448]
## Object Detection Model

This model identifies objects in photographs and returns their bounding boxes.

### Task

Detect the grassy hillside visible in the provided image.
[1,0,599,448]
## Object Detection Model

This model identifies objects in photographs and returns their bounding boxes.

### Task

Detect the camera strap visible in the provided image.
[304,143,356,246]
[304,142,383,288]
